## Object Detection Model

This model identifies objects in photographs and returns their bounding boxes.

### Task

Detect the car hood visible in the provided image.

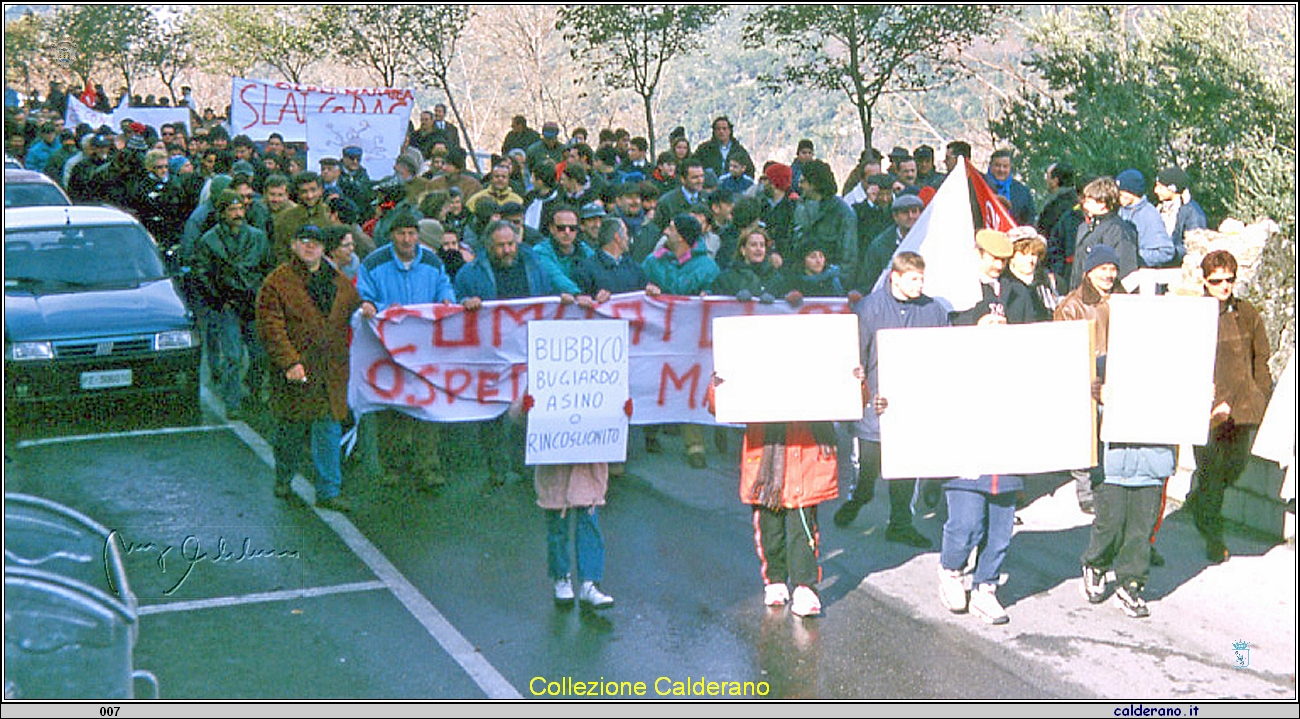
[5,280,192,342]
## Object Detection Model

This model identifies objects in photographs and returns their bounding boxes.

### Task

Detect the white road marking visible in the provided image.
[137,581,388,616]
[228,421,522,700]
[14,423,233,449]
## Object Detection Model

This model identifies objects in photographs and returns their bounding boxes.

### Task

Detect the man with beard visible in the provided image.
[191,190,274,418]
[273,171,333,264]
[456,221,570,489]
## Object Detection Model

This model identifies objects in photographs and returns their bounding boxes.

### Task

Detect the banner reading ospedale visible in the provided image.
[347,293,853,425]
[230,77,415,142]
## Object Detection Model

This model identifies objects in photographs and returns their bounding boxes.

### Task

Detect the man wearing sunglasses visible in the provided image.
[532,205,594,295]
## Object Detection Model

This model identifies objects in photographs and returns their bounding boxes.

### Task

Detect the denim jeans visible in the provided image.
[546,507,604,583]
[206,306,262,410]
[273,419,343,500]
[940,486,1018,587]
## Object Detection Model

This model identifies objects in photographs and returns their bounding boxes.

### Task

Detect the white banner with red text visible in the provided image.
[348,293,854,425]
[229,77,414,142]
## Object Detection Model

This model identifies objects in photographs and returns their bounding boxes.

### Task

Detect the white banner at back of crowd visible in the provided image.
[348,294,855,425]
[65,96,192,135]
[304,112,405,180]
[230,77,414,142]
[526,320,630,465]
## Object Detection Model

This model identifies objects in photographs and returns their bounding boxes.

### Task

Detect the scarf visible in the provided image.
[987,173,1012,201]
[748,423,837,509]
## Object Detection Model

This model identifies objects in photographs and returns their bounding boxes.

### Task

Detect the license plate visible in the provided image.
[80,369,133,390]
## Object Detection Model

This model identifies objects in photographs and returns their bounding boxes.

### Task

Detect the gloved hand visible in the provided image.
[624,399,634,417]
[735,289,754,302]
[758,292,775,305]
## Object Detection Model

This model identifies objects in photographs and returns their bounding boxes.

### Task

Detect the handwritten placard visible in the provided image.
[526,320,630,465]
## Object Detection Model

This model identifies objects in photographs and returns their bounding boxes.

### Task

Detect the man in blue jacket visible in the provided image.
[985,149,1035,227]
[1116,169,1175,270]
[456,220,571,489]
[356,209,457,493]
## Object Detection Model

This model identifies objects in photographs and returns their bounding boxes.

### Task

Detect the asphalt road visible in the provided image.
[3,405,1095,702]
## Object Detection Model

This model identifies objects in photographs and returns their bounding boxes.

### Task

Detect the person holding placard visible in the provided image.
[834,252,948,550]
[1184,250,1273,564]
[1054,244,1122,515]
[707,371,861,618]
[937,230,1023,625]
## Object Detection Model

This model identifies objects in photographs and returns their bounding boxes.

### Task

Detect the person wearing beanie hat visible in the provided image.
[354,196,457,495]
[1072,176,1139,291]
[1054,238,1120,516]
[764,162,793,194]
[1058,238,1171,616]
[417,217,446,249]
[191,184,273,419]
[1153,166,1205,265]
[1115,168,1174,269]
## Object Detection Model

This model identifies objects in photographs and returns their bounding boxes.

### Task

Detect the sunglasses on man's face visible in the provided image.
[1205,276,1236,286]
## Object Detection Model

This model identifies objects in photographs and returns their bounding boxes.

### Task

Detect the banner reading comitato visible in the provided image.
[347,293,853,425]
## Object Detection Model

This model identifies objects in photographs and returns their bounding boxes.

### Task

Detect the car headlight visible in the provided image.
[6,341,54,361]
[154,330,196,351]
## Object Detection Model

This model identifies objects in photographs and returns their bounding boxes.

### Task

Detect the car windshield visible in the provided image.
[5,224,167,289]
[4,182,70,208]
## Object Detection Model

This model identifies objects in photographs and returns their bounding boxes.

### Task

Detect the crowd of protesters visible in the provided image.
[5,82,1271,622]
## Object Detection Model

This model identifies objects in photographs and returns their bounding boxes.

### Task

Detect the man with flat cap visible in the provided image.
[858,192,924,292]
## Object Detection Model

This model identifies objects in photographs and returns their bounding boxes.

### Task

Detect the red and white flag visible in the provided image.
[873,159,1018,312]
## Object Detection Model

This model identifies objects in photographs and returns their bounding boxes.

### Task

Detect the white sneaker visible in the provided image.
[578,580,613,609]
[790,585,822,617]
[764,583,790,607]
[1081,565,1107,604]
[969,583,1010,625]
[553,576,574,605]
[938,567,969,613]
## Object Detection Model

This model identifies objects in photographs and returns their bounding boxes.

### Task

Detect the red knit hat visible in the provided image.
[764,163,792,192]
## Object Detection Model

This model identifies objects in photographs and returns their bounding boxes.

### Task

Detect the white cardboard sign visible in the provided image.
[877,321,1096,478]
[526,320,630,465]
[1100,295,1218,445]
[711,314,863,423]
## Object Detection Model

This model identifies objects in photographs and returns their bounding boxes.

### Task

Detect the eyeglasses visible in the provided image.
[1206,276,1236,285]
[553,225,578,233]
